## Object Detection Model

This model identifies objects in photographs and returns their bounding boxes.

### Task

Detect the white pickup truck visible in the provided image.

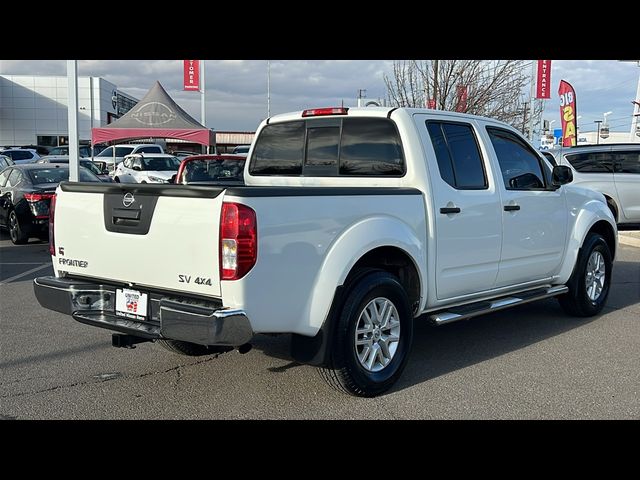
[34,107,617,397]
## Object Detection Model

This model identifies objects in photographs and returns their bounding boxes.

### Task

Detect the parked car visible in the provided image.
[19,145,52,156]
[95,144,164,174]
[175,154,246,184]
[548,143,640,224]
[0,148,41,164]
[36,156,113,182]
[0,164,101,244]
[231,145,251,156]
[114,154,181,183]
[47,145,93,158]
[0,155,15,170]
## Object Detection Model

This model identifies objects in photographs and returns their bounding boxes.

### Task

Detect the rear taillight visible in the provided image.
[24,192,54,202]
[302,107,348,117]
[49,194,56,256]
[220,202,257,280]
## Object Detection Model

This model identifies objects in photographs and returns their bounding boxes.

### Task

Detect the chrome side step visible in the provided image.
[429,285,569,325]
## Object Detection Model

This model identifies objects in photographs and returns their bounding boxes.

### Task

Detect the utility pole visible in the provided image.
[528,61,535,141]
[267,60,271,118]
[200,60,207,153]
[594,120,602,145]
[66,60,79,182]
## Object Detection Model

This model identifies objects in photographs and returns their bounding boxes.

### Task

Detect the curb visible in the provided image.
[619,234,640,249]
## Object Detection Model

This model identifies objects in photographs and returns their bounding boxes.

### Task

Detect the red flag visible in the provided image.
[455,85,468,112]
[183,60,200,91]
[558,80,577,147]
[536,60,552,99]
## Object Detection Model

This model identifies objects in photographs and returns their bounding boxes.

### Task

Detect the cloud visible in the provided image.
[1,59,637,133]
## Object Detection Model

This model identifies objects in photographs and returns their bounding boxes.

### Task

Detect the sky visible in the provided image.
[1,60,638,134]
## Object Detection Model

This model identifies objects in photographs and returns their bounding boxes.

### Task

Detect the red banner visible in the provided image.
[455,85,468,112]
[536,60,552,99]
[558,80,577,147]
[183,60,200,91]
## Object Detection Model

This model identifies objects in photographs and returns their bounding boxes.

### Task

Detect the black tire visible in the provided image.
[319,271,413,397]
[558,232,612,317]
[114,177,120,183]
[8,210,28,245]
[156,339,231,356]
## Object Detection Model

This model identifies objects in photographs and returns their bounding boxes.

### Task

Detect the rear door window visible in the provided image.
[426,121,487,189]
[564,152,614,173]
[615,150,640,174]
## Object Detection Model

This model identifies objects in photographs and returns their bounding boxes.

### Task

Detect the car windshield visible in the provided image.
[80,160,102,175]
[181,159,246,182]
[98,146,135,157]
[142,156,181,171]
[28,167,99,184]
[50,147,68,155]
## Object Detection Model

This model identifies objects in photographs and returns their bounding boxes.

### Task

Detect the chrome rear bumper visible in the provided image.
[33,276,253,346]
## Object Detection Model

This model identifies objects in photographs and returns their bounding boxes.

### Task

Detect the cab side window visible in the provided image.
[7,169,23,187]
[487,127,546,190]
[0,169,11,187]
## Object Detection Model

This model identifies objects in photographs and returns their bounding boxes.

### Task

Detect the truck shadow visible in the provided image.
[251,259,639,393]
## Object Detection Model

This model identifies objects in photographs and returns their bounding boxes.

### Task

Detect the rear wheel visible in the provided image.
[319,271,413,397]
[559,232,612,317]
[8,210,28,245]
[114,177,120,183]
[156,339,232,356]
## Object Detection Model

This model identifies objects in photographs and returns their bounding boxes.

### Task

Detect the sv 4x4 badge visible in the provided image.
[178,275,212,286]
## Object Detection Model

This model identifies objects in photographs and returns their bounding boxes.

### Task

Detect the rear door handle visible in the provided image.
[440,207,461,214]
[504,205,521,211]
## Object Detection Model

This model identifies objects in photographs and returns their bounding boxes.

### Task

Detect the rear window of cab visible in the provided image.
[249,118,405,177]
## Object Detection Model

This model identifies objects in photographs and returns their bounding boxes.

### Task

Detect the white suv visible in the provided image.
[550,144,640,224]
[95,144,164,174]
[113,153,181,183]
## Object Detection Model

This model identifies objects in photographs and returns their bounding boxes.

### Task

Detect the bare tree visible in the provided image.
[384,60,543,136]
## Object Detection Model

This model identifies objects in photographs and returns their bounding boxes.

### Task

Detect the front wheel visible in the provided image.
[319,271,413,397]
[558,232,612,317]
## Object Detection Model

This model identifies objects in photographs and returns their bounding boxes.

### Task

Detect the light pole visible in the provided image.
[594,120,602,145]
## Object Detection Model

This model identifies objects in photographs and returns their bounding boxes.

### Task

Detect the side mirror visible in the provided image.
[552,165,573,187]
[132,165,141,171]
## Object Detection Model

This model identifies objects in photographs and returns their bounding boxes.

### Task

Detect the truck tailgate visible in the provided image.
[53,182,225,297]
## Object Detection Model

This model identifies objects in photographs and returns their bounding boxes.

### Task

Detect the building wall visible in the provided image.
[0,75,137,147]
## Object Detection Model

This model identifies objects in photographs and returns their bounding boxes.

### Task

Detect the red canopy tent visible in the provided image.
[92,81,214,147]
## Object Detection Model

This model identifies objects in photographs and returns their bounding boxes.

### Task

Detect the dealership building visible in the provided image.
[0,74,138,148]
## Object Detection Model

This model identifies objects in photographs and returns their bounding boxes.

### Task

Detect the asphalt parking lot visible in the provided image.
[1,230,639,419]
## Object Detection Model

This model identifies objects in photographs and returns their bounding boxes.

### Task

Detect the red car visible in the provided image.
[175,155,246,184]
